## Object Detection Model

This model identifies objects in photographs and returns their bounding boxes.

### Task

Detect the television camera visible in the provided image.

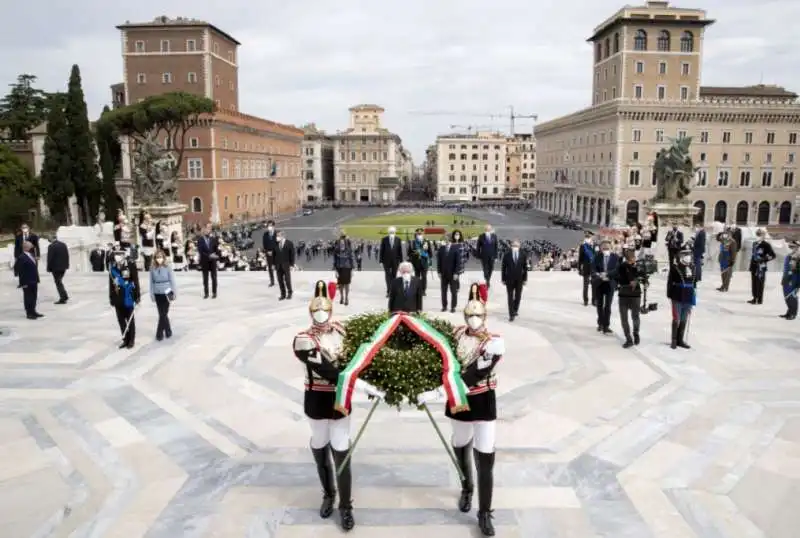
[635,254,659,314]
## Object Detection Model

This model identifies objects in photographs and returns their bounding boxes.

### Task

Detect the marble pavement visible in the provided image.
[0,269,798,538]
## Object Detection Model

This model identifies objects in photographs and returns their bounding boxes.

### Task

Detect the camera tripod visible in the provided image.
[640,279,658,314]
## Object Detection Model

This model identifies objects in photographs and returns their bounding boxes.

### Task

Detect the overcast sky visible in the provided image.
[2,0,797,160]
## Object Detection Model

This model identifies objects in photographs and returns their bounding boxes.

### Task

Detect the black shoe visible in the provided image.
[331,448,355,531]
[441,307,447,312]
[716,286,724,291]
[279,296,286,301]
[450,307,456,313]
[474,449,495,536]
[269,282,275,287]
[204,294,209,299]
[670,321,678,349]
[603,327,612,335]
[344,299,348,306]
[55,299,67,305]
[118,342,127,349]
[35,313,44,318]
[597,325,602,332]
[623,339,633,348]
[126,341,135,349]
[747,299,756,304]
[787,315,797,320]
[509,314,515,322]
[212,293,217,299]
[583,301,588,306]
[26,315,38,320]
[166,329,172,338]
[156,334,164,342]
[453,444,474,513]
[311,445,336,519]
[633,333,640,345]
[288,293,293,299]
[779,314,789,318]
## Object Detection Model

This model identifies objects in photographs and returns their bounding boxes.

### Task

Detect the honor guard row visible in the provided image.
[292,281,504,536]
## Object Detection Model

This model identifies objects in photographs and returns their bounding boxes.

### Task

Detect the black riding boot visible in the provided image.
[331,448,355,531]
[677,321,691,349]
[474,449,496,536]
[453,443,474,512]
[670,321,678,349]
[311,444,336,519]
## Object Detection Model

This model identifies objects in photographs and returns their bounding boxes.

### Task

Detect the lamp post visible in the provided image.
[268,157,276,219]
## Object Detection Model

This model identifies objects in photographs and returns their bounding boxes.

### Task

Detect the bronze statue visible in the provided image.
[652,137,697,202]
[131,133,179,206]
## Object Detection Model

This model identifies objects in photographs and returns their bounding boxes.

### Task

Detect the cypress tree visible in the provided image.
[64,64,100,224]
[96,105,121,220]
[39,99,74,224]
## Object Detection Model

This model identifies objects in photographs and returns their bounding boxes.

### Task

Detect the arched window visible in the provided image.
[613,32,620,53]
[680,31,694,52]
[191,196,202,213]
[756,201,770,225]
[604,37,610,58]
[693,200,705,225]
[779,201,792,224]
[713,200,727,223]
[223,196,229,210]
[634,30,647,51]
[657,30,671,51]
[626,200,640,224]
[595,42,602,62]
[735,201,749,225]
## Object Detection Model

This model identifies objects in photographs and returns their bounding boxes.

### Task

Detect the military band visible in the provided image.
[292,281,385,531]
[108,248,141,349]
[417,283,503,536]
[667,243,696,350]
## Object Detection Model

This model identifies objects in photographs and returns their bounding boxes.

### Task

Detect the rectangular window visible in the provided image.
[189,137,199,148]
[680,86,689,101]
[677,130,687,140]
[658,61,667,74]
[681,62,690,76]
[632,129,642,143]
[186,39,196,52]
[134,41,145,53]
[161,72,172,84]
[766,132,775,144]
[785,171,795,187]
[745,132,753,144]
[657,86,666,100]
[160,40,170,53]
[700,131,709,143]
[136,73,146,84]
[221,159,229,178]
[655,129,664,143]
[717,170,729,187]
[187,158,203,179]
[635,61,644,74]
[762,170,772,186]
[696,169,707,186]
[187,72,197,83]
[790,132,798,144]
[722,131,731,143]
[739,171,750,187]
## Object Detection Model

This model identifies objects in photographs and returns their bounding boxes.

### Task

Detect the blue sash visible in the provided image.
[679,282,696,306]
[719,244,731,271]
[110,267,135,308]
[582,243,594,262]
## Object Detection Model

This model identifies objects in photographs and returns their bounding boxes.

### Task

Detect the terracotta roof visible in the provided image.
[117,16,240,45]
[699,85,798,99]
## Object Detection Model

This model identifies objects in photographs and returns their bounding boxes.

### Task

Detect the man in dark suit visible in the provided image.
[388,262,422,313]
[13,223,40,276]
[578,231,596,306]
[273,230,296,300]
[46,236,70,304]
[197,222,220,298]
[379,226,403,297]
[476,224,498,286]
[261,219,278,286]
[692,224,706,282]
[591,239,620,334]
[501,239,528,321]
[14,241,42,320]
[665,223,684,267]
[437,237,461,312]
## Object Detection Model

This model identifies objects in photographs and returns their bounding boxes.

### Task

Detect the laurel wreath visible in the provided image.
[338,312,457,409]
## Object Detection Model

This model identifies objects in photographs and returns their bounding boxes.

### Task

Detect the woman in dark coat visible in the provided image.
[332,234,355,305]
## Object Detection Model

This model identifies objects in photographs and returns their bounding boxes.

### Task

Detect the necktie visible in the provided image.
[404,282,409,294]
[604,256,609,272]
[513,253,517,264]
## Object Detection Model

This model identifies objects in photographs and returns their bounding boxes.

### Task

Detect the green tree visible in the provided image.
[96,105,121,220]
[0,74,51,141]
[0,143,40,231]
[97,91,214,178]
[64,64,100,224]
[39,100,74,225]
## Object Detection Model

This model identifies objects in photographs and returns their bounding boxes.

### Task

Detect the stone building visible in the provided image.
[534,0,800,227]
[114,16,303,224]
[505,133,536,200]
[332,104,406,203]
[435,131,508,202]
[301,124,334,202]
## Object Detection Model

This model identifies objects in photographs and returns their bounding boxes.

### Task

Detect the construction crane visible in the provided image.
[408,106,538,135]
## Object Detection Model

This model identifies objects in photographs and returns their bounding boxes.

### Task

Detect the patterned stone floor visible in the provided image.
[0,269,797,538]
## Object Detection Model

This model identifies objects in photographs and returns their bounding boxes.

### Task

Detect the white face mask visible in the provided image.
[602,250,610,255]
[113,255,124,264]
[155,257,164,264]
[389,232,395,237]
[267,226,274,232]
[467,316,483,330]
[511,247,520,254]
[312,310,329,324]
[401,273,411,282]
[453,235,460,241]
[584,238,591,244]
[680,255,692,265]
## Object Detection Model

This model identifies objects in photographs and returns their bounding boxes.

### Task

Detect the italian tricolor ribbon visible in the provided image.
[334,313,470,415]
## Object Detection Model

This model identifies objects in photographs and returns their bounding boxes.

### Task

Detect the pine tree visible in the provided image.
[0,74,50,140]
[64,64,100,224]
[39,100,74,224]
[96,105,121,220]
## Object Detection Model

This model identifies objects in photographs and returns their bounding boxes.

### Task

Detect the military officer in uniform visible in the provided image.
[407,228,433,295]
[417,283,504,536]
[108,248,141,348]
[293,281,385,531]
[780,241,800,320]
[667,243,696,350]
[748,228,776,305]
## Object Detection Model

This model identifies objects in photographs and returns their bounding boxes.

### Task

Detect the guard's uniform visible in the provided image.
[438,283,503,537]
[749,233,776,305]
[667,244,696,350]
[292,280,381,532]
[781,243,800,320]
[108,250,140,349]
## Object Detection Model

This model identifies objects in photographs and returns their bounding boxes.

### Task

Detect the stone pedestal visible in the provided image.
[56,226,106,272]
[651,201,698,267]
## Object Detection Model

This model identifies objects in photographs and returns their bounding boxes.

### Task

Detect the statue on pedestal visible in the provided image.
[131,133,179,207]
[652,137,697,203]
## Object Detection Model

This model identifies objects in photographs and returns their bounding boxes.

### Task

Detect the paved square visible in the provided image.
[0,269,798,537]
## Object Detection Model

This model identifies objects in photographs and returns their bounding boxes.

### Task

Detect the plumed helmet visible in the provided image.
[309,280,335,314]
[464,283,487,319]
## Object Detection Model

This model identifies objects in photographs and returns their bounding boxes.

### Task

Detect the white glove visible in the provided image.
[294,335,315,351]
[354,378,385,399]
[416,386,446,404]
[484,337,505,357]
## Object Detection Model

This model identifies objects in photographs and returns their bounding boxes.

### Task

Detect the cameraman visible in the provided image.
[613,249,641,348]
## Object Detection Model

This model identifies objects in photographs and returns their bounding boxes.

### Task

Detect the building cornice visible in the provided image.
[536,98,800,137]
